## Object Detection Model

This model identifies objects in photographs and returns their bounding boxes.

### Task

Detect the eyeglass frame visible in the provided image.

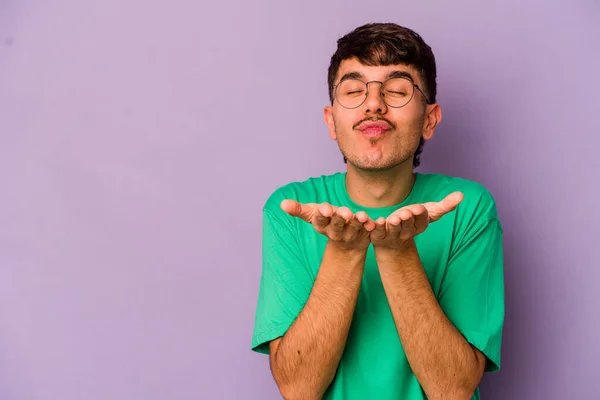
[331,75,432,109]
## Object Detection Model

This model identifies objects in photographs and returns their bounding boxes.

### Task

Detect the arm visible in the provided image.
[269,242,366,400]
[375,240,485,400]
[369,191,504,400]
[263,200,375,400]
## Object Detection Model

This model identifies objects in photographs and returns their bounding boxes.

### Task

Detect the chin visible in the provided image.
[348,156,403,172]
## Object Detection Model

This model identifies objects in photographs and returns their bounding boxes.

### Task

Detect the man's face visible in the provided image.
[324,58,441,171]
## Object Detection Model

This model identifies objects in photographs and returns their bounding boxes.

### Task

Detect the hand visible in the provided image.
[370,192,464,250]
[281,200,376,251]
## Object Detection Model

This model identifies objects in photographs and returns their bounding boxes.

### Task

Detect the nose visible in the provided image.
[362,81,387,114]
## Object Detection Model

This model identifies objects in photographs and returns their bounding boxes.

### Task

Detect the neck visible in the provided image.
[345,160,416,209]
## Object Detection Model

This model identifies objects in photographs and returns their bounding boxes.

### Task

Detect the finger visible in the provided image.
[314,203,334,228]
[370,217,387,241]
[413,206,429,234]
[363,217,376,232]
[329,206,350,239]
[403,204,428,218]
[440,191,464,212]
[399,212,416,239]
[280,200,315,222]
[355,211,376,232]
[388,207,413,233]
[348,211,366,232]
[336,206,353,222]
[355,210,369,224]
[387,211,404,237]
[356,211,375,232]
[390,204,425,237]
[346,210,371,240]
[423,191,464,221]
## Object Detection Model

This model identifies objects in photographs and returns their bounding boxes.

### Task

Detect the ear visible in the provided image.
[422,103,442,141]
[324,105,337,140]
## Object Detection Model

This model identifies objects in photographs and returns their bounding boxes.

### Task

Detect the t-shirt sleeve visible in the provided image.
[438,200,505,372]
[251,199,315,354]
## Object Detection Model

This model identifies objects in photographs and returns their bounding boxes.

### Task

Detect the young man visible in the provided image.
[251,22,504,400]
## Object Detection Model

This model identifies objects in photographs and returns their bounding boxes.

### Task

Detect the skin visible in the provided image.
[267,57,487,400]
[269,202,373,400]
[323,58,438,209]
[369,194,487,400]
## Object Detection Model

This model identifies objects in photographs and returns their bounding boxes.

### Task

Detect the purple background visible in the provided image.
[1,1,599,399]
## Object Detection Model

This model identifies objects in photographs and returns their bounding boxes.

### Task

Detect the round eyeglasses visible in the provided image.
[332,77,431,109]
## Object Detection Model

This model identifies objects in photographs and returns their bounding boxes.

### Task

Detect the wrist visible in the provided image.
[326,240,368,262]
[373,238,419,262]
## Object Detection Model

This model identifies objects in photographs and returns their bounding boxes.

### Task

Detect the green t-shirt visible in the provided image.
[251,172,504,399]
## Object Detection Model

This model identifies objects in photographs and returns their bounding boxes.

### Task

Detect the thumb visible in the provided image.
[280,200,315,222]
[425,192,464,221]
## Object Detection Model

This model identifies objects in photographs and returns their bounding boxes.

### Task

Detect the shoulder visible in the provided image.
[262,172,342,214]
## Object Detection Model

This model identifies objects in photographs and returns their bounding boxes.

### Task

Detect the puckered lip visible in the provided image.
[356,120,392,131]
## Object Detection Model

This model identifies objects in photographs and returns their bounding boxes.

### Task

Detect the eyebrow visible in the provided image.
[386,70,415,82]
[336,70,416,85]
[337,71,364,84]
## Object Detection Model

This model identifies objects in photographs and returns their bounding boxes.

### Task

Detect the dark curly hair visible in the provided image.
[327,23,437,168]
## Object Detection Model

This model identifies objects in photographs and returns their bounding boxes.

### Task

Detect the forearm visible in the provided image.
[271,241,366,400]
[376,240,482,400]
